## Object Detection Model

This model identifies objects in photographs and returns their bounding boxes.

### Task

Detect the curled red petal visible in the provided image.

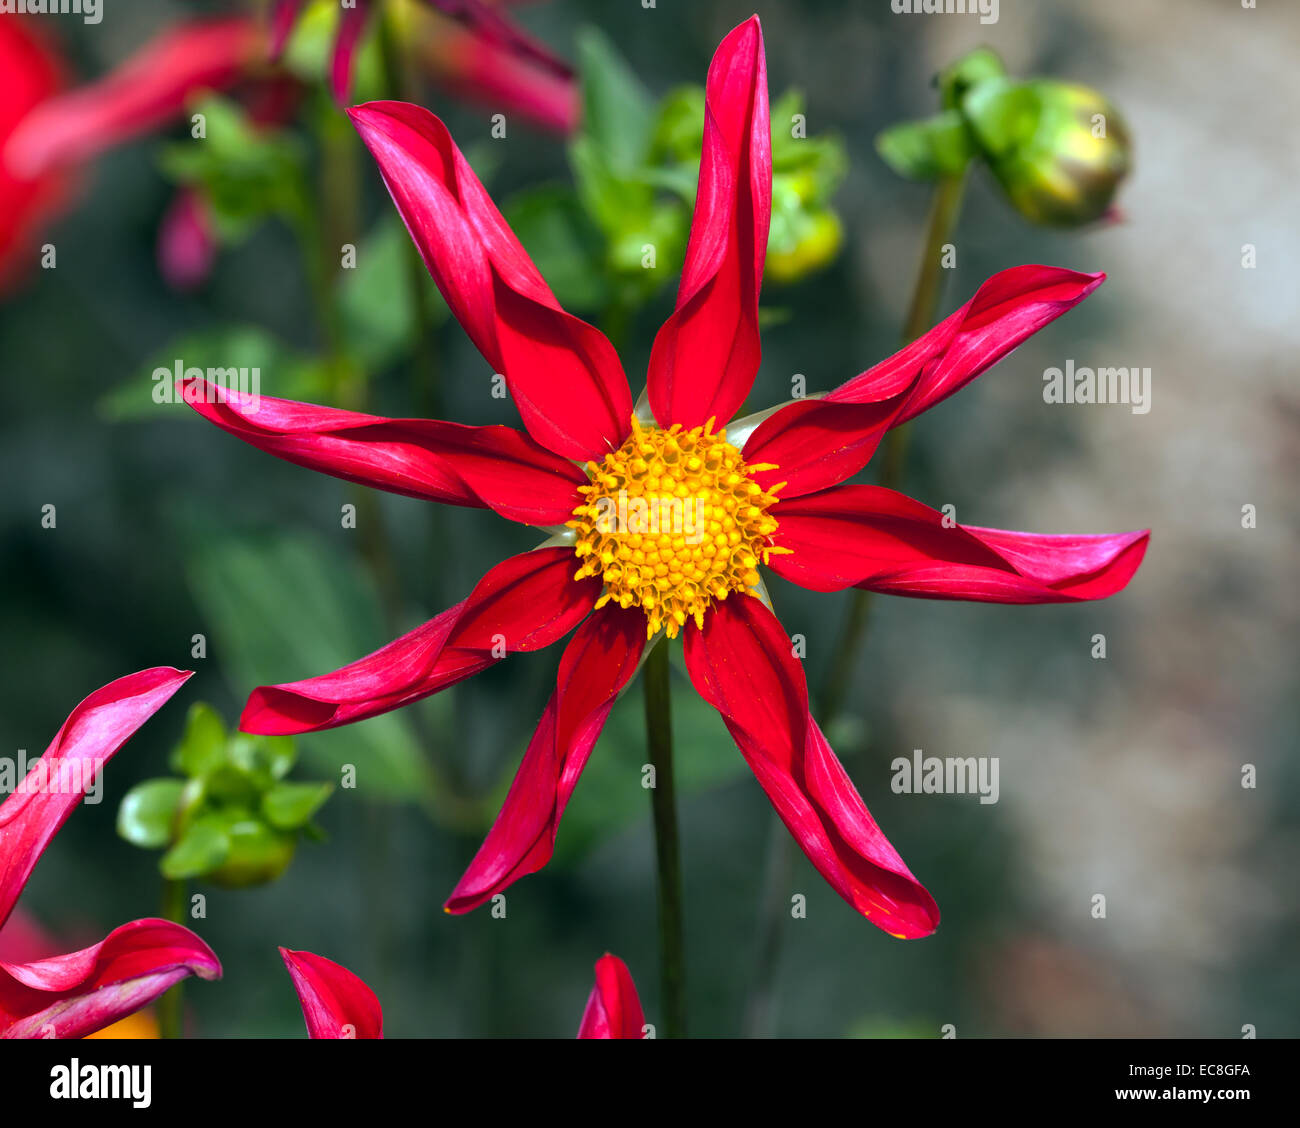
[349,100,631,460]
[240,548,601,735]
[770,484,1149,602]
[182,378,586,526]
[0,919,220,1040]
[6,18,262,179]
[683,595,939,938]
[445,604,646,913]
[647,16,770,430]
[577,953,645,1039]
[0,668,192,930]
[329,0,371,105]
[280,947,383,1039]
[743,266,1104,499]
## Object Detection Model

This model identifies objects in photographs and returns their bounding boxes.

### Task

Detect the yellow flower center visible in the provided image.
[569,416,787,639]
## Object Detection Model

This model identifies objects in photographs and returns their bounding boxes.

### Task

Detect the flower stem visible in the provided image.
[157,877,187,1039]
[644,639,687,1037]
[742,171,968,1037]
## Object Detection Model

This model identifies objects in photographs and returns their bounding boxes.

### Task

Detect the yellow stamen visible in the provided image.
[571,417,783,639]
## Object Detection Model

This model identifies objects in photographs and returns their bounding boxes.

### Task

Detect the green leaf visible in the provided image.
[117,779,186,849]
[262,781,334,830]
[651,86,705,164]
[160,819,231,879]
[875,110,977,181]
[159,95,308,242]
[181,522,436,804]
[226,733,297,790]
[575,26,655,176]
[503,185,609,311]
[170,702,227,780]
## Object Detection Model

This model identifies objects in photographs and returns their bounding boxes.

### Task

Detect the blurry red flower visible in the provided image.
[0,16,67,287]
[185,18,1148,940]
[0,669,221,1039]
[281,947,384,1039]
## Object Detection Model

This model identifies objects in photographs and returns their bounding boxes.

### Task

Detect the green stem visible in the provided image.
[644,640,686,1037]
[157,878,187,1039]
[742,170,968,1038]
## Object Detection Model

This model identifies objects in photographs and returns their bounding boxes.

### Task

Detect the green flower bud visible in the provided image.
[203,810,297,889]
[961,77,1132,227]
[766,207,843,286]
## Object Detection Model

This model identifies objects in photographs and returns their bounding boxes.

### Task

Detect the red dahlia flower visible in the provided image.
[0,669,221,1039]
[281,947,384,1038]
[184,17,1148,939]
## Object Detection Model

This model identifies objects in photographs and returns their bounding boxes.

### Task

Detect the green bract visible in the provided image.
[116,701,332,888]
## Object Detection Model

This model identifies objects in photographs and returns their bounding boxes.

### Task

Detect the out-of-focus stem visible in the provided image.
[644,640,687,1037]
[157,877,187,1039]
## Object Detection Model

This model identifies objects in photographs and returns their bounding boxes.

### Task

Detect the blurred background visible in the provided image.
[1,0,1296,1037]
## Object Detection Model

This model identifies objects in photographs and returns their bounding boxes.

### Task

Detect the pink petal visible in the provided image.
[157,187,216,291]
[577,953,645,1039]
[0,668,192,929]
[425,0,573,79]
[421,21,578,135]
[6,18,262,179]
[329,1,371,105]
[743,266,1104,499]
[349,100,631,460]
[268,0,308,62]
[280,948,383,1039]
[1,919,220,1040]
[683,595,939,938]
[647,17,770,430]
[182,379,587,526]
[240,547,601,735]
[770,484,1150,602]
[445,605,646,913]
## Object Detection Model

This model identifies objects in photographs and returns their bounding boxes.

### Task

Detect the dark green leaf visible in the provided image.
[576,26,655,175]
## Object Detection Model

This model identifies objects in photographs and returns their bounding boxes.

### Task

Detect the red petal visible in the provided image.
[280,947,383,1039]
[743,266,1104,499]
[445,605,646,913]
[683,595,939,938]
[268,0,307,61]
[1,919,220,1040]
[771,484,1149,602]
[647,17,770,430]
[577,953,645,1039]
[0,18,69,286]
[349,100,631,459]
[240,548,600,734]
[6,18,261,178]
[426,0,573,79]
[0,668,191,930]
[329,1,370,105]
[182,379,587,526]
[422,20,578,135]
